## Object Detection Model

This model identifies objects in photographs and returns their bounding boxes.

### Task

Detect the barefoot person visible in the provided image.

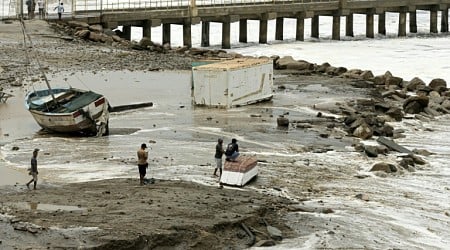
[214,138,225,178]
[137,143,149,185]
[26,148,39,190]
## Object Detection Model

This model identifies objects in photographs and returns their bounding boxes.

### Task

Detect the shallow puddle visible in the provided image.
[7,202,86,212]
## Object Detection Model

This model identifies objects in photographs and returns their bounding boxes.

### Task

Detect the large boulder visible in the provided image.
[386,107,403,121]
[66,20,89,29]
[429,78,447,92]
[89,24,103,33]
[353,123,373,140]
[275,56,297,69]
[385,75,403,87]
[370,162,397,173]
[403,96,429,114]
[139,37,153,48]
[406,77,426,91]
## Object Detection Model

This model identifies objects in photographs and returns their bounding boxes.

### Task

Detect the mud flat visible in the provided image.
[0,178,295,249]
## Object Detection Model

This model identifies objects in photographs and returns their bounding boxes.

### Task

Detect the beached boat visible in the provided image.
[25,87,110,136]
[220,156,258,187]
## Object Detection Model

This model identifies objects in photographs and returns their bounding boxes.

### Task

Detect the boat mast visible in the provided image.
[19,19,58,106]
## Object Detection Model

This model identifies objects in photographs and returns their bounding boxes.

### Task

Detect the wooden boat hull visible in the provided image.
[25,88,109,135]
[220,156,258,187]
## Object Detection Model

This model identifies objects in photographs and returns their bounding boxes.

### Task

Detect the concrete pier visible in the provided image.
[296,14,305,41]
[366,13,374,38]
[346,14,354,37]
[162,24,170,45]
[378,13,386,35]
[201,21,209,47]
[442,8,449,32]
[239,19,247,43]
[275,17,283,41]
[259,19,268,44]
[222,21,231,49]
[72,0,450,49]
[410,11,418,33]
[399,11,407,37]
[311,15,319,38]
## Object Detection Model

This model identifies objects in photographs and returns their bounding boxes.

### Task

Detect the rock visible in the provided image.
[360,70,374,80]
[403,96,429,114]
[370,162,397,173]
[406,77,426,91]
[89,24,103,33]
[66,20,89,28]
[355,193,370,201]
[139,37,153,48]
[255,240,276,247]
[364,145,378,157]
[316,62,331,73]
[277,116,289,127]
[429,78,447,92]
[412,148,434,156]
[74,29,90,38]
[353,123,373,140]
[266,225,283,241]
[399,157,415,168]
[88,32,103,42]
[275,56,296,69]
[372,75,386,85]
[423,107,441,117]
[385,75,403,87]
[386,107,403,121]
[411,155,427,165]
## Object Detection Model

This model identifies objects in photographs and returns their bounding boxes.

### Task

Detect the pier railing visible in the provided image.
[74,0,339,11]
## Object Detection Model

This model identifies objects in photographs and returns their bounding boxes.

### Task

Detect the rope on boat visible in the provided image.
[19,18,57,107]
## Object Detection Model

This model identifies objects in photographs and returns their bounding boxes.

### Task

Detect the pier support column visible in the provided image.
[431,7,438,33]
[442,8,449,32]
[201,21,210,47]
[222,21,231,49]
[399,12,407,37]
[345,14,353,37]
[275,17,283,40]
[332,15,340,40]
[366,12,374,38]
[143,20,151,40]
[296,13,305,41]
[311,15,319,38]
[123,25,132,41]
[259,19,268,44]
[162,23,171,45]
[183,20,192,48]
[409,11,417,33]
[239,19,247,43]
[378,13,386,35]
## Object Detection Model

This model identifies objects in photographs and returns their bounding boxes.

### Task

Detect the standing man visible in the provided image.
[214,138,225,178]
[26,148,39,190]
[225,138,239,162]
[137,143,149,186]
[37,0,44,19]
[25,0,32,19]
[54,2,64,20]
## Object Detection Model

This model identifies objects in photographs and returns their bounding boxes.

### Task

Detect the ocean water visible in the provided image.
[1,7,450,249]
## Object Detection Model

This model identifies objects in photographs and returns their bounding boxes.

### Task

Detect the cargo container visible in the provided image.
[192,58,273,108]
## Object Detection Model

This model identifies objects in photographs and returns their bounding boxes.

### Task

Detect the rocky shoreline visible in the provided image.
[1,19,449,249]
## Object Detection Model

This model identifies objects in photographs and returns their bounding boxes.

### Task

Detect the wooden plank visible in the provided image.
[377,136,413,154]
[109,102,153,112]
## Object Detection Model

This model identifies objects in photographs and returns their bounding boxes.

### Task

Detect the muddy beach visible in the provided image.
[1,19,450,249]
